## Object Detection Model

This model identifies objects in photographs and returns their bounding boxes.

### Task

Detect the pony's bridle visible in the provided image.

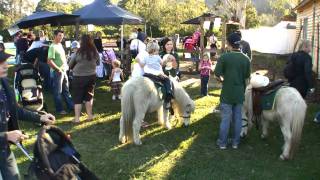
[242,118,248,128]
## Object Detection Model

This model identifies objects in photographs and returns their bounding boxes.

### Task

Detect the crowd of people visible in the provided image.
[0,24,318,178]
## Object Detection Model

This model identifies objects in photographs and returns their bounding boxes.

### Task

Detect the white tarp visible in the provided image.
[241,21,297,55]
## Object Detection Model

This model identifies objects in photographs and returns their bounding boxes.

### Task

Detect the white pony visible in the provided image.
[119,76,195,145]
[241,84,306,160]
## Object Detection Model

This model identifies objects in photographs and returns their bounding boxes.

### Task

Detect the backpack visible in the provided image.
[283,59,296,80]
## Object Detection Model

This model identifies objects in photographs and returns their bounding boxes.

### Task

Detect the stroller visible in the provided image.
[14,63,46,112]
[27,125,99,180]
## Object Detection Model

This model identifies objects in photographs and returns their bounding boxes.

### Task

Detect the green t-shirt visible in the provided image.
[214,51,251,104]
[48,43,67,71]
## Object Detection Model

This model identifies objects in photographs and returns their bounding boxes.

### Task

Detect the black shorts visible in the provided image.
[71,75,96,104]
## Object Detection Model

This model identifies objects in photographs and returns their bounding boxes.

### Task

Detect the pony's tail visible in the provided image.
[121,86,134,143]
[289,99,306,159]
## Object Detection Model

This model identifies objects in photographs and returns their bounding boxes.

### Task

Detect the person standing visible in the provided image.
[199,52,212,96]
[137,28,146,42]
[160,37,180,78]
[235,30,252,60]
[15,33,29,64]
[0,51,55,180]
[47,30,74,115]
[94,31,103,53]
[69,35,99,123]
[286,40,314,98]
[214,33,251,149]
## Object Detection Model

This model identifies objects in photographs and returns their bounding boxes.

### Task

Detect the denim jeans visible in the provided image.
[38,62,51,90]
[51,70,74,112]
[217,103,242,147]
[0,151,19,180]
[315,111,320,122]
[200,75,209,96]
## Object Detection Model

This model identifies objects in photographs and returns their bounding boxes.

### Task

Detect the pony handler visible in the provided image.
[119,76,194,145]
[241,81,306,160]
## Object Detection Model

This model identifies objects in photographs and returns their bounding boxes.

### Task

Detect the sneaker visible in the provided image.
[219,146,227,150]
[232,145,238,149]
[212,109,220,113]
[314,118,320,123]
[118,95,122,100]
[57,110,67,115]
[112,95,116,100]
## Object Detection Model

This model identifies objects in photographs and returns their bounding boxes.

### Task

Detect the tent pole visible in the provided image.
[121,24,124,61]
[144,23,147,34]
[75,20,80,40]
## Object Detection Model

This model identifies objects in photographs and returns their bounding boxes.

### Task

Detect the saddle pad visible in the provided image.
[21,79,37,88]
[261,89,278,110]
[22,88,38,100]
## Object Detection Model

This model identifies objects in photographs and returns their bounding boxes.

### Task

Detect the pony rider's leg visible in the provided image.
[162,105,172,129]
[119,116,126,143]
[279,122,292,160]
[261,119,269,139]
[157,105,165,126]
[132,113,145,145]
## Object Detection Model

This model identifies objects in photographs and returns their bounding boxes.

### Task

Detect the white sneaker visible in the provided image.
[118,95,122,100]
[232,145,238,149]
[112,95,116,100]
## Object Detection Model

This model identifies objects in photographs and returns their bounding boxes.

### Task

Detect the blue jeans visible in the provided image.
[200,75,209,96]
[38,62,51,90]
[0,151,19,180]
[51,70,74,112]
[315,111,320,122]
[217,103,242,147]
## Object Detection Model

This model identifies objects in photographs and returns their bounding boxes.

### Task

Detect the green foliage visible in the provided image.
[245,2,260,28]
[34,0,83,40]
[268,0,299,16]
[120,0,207,37]
[0,0,35,41]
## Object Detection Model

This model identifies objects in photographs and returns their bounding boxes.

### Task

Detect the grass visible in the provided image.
[8,60,320,180]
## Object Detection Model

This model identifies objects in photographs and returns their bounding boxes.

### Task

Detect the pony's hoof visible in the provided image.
[279,154,289,160]
[134,140,142,145]
[119,137,126,144]
[165,124,172,130]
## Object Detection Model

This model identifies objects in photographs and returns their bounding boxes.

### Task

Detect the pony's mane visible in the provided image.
[172,80,194,115]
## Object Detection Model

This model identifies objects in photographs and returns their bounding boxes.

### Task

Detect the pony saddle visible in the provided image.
[143,73,174,101]
[252,79,285,116]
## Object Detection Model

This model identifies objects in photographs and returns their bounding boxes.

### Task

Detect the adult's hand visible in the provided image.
[6,130,29,143]
[40,113,56,125]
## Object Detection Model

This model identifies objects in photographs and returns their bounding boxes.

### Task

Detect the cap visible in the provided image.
[0,52,12,62]
[227,32,241,46]
[71,41,80,49]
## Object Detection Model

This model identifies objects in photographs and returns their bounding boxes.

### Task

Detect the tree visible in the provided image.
[212,0,248,28]
[120,0,207,37]
[245,2,260,28]
[268,0,299,17]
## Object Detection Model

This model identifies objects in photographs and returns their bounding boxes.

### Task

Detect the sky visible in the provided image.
[32,0,95,5]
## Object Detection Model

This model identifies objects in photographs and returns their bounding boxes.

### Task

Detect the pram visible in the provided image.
[14,63,46,112]
[27,125,99,180]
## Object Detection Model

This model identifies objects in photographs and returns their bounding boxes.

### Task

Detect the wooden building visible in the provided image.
[294,0,320,77]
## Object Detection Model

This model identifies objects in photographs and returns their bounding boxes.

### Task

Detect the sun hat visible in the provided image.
[71,41,80,49]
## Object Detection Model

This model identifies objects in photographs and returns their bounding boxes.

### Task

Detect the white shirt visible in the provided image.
[131,50,149,77]
[112,69,122,82]
[143,55,163,75]
[130,39,145,51]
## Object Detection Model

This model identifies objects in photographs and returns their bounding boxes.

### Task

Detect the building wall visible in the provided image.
[296,0,320,77]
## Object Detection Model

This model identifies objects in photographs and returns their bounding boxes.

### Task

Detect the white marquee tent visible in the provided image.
[241,21,297,55]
